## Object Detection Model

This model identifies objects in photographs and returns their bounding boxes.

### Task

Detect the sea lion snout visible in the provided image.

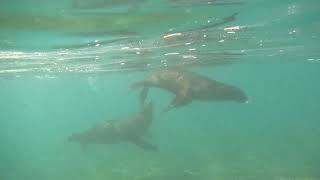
[233,90,249,103]
[220,85,248,103]
[236,95,248,103]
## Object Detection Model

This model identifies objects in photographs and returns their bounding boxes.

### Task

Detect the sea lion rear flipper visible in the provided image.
[131,138,158,151]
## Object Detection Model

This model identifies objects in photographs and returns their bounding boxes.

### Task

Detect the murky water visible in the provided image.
[1,0,319,179]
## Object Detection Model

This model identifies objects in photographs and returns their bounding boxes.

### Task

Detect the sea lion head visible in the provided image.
[231,87,249,103]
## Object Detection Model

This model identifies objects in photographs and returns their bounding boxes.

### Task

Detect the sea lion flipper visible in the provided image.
[163,94,191,112]
[131,138,158,151]
[163,83,192,112]
[163,104,174,113]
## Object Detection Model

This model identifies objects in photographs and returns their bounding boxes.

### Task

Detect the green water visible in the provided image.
[1,0,320,179]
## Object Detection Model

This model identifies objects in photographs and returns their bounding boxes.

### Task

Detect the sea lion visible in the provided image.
[67,102,157,151]
[130,69,248,112]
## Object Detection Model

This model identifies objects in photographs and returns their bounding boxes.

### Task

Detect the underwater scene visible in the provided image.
[1,0,320,179]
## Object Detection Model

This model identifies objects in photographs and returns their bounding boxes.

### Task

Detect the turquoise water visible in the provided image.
[1,0,320,179]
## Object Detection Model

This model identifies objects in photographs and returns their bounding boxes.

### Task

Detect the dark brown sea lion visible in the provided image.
[67,102,157,151]
[130,69,248,112]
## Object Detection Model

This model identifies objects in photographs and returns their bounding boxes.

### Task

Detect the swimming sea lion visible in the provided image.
[67,102,157,151]
[130,69,248,112]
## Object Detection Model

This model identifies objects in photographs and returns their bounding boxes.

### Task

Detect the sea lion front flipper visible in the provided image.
[163,83,192,112]
[131,138,158,151]
[163,94,192,112]
[163,97,178,112]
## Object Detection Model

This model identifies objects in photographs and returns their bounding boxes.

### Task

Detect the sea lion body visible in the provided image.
[67,102,157,151]
[131,69,247,111]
